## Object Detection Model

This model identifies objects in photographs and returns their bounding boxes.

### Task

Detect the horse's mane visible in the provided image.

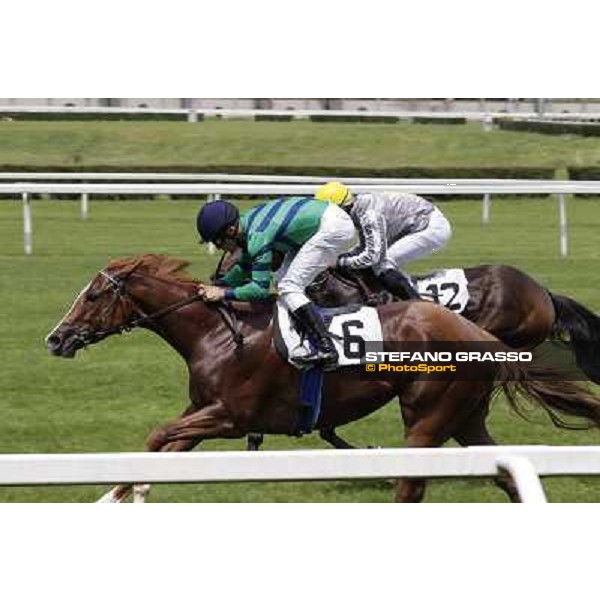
[108,254,198,285]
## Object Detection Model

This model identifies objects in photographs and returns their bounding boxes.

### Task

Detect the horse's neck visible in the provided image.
[131,277,219,358]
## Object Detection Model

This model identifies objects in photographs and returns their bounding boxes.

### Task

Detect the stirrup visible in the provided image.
[306,353,338,371]
[298,346,338,371]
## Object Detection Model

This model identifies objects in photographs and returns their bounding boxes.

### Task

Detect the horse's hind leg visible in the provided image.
[452,397,520,503]
[247,433,264,451]
[319,427,357,449]
[395,406,447,502]
[394,431,436,503]
[395,380,489,503]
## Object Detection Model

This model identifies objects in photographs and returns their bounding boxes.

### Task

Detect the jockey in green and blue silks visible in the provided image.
[196,198,356,370]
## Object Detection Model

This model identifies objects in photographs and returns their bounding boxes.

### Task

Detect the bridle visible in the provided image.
[75,268,244,350]
[76,268,204,347]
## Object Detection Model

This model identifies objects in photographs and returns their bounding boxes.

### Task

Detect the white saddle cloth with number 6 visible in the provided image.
[273,303,384,368]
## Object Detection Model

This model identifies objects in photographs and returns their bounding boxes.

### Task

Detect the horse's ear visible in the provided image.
[119,256,146,279]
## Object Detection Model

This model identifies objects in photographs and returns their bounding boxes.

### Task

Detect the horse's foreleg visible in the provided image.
[96,404,203,504]
[96,438,199,503]
[146,403,241,451]
[97,484,134,503]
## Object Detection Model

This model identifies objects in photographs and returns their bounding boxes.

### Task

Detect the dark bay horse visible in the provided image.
[46,254,600,502]
[308,265,600,382]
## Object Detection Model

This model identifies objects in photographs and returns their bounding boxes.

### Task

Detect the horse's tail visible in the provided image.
[549,292,600,384]
[496,360,600,430]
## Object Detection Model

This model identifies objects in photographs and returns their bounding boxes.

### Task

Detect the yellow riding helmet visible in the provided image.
[314,181,353,205]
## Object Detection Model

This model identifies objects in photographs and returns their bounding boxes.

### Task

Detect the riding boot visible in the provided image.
[292,303,339,371]
[378,269,420,300]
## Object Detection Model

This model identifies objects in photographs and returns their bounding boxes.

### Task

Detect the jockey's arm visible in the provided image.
[223,249,273,302]
[217,260,250,287]
[338,209,387,270]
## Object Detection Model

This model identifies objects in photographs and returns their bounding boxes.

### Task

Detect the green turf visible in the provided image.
[1,196,599,502]
[2,120,600,168]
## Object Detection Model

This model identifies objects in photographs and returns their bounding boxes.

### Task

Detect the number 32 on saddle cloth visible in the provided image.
[414,268,469,313]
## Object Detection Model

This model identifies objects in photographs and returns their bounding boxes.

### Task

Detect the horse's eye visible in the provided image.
[86,290,100,302]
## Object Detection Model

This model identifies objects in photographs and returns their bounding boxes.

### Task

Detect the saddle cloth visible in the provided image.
[414,268,469,314]
[273,302,384,368]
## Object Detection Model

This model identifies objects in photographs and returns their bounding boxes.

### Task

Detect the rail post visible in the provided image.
[496,455,547,503]
[482,193,491,224]
[81,193,89,220]
[22,192,32,255]
[558,193,569,257]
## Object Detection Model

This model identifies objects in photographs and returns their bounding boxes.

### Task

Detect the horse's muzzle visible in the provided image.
[45,325,85,358]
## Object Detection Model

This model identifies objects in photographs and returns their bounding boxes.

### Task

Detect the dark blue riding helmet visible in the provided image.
[196,200,240,243]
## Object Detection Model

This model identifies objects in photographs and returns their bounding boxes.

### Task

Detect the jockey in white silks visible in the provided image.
[315,181,452,300]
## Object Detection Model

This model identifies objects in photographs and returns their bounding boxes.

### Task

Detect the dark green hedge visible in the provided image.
[497,118,600,136]
[0,111,192,122]
[0,164,556,179]
[566,167,600,197]
[413,117,467,125]
[308,115,399,124]
[568,167,600,180]
[254,114,294,122]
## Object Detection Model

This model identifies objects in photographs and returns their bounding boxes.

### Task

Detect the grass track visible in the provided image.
[1,196,600,502]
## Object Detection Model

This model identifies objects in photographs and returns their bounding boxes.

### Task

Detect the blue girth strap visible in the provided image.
[295,308,332,435]
[297,366,325,435]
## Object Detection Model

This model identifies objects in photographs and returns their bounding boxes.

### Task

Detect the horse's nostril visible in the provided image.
[46,334,62,351]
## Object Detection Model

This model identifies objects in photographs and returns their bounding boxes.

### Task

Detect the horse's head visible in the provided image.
[45,254,195,358]
[45,259,144,358]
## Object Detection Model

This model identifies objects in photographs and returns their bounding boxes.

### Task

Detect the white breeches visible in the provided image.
[378,207,452,272]
[277,204,356,312]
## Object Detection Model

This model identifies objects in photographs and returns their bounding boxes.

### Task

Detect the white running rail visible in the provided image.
[7,180,600,257]
[1,446,600,503]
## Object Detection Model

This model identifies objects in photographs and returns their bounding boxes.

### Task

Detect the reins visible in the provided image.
[83,269,244,350]
[214,303,245,351]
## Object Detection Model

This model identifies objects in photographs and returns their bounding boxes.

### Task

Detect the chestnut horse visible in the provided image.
[46,254,600,503]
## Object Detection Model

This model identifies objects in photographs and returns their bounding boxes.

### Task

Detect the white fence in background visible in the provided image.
[4,180,599,257]
[3,446,600,503]
[3,105,600,125]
